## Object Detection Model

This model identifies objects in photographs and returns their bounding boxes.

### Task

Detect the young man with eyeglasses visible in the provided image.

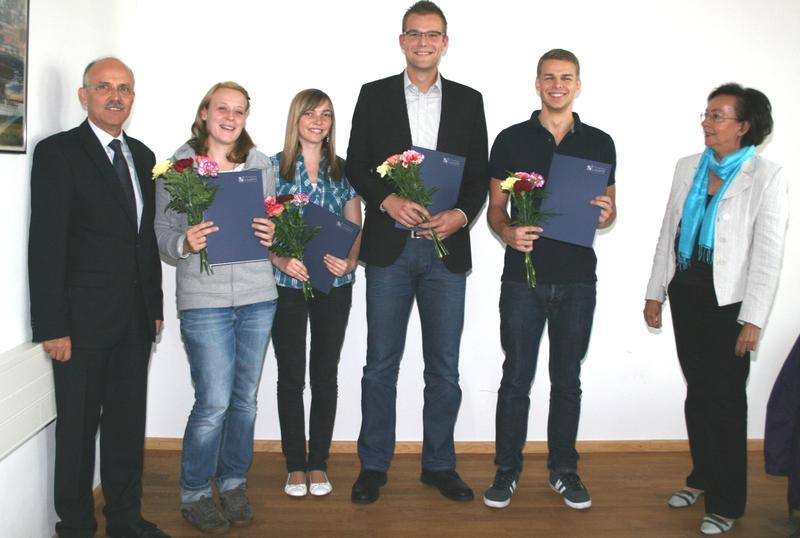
[483,48,617,510]
[345,0,488,505]
[29,57,166,538]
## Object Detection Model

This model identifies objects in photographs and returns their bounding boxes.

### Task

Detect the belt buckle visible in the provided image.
[410,229,421,239]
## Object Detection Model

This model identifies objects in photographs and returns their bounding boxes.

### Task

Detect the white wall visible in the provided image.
[1,1,799,536]
[136,0,800,443]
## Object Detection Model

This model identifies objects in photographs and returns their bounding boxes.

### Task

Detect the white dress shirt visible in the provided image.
[404,70,441,150]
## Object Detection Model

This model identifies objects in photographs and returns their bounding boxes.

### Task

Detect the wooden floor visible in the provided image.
[96,450,797,537]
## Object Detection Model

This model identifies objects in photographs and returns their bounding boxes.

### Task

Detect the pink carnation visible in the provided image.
[386,154,401,165]
[264,196,285,217]
[399,150,424,168]
[292,193,310,207]
[195,156,220,177]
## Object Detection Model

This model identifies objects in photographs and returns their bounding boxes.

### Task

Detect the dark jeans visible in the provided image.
[669,277,749,519]
[52,310,151,538]
[272,284,352,472]
[494,281,596,475]
[358,238,466,472]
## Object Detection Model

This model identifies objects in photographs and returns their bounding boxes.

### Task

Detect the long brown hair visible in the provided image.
[279,88,343,182]
[188,81,255,163]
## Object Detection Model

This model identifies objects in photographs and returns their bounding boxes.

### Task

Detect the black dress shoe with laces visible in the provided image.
[421,469,474,501]
[351,469,388,504]
[106,519,170,538]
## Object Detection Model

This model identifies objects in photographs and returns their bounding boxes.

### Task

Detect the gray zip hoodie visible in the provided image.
[154,143,278,311]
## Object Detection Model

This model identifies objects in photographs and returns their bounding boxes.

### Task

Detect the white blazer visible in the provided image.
[645,153,789,328]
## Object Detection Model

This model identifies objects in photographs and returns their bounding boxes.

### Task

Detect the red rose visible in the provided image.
[513,180,533,194]
[174,158,194,173]
[276,194,294,204]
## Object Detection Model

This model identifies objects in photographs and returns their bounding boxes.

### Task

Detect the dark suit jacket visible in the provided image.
[345,73,488,273]
[28,120,163,348]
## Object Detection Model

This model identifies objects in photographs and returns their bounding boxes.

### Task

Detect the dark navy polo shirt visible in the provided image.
[489,111,616,284]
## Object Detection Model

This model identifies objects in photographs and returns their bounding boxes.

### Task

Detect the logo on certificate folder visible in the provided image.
[441,157,461,167]
[585,164,607,175]
[237,175,257,184]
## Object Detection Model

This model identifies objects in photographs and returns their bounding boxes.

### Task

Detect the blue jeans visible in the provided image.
[359,238,466,472]
[495,281,596,475]
[179,301,276,503]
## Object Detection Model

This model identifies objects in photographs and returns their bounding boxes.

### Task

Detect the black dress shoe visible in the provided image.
[106,519,170,538]
[351,469,388,504]
[421,469,474,501]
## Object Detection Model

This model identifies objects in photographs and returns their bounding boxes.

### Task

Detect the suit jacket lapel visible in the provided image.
[78,121,137,226]
[392,73,413,148]
[126,134,152,234]
[722,157,755,200]
[436,76,451,151]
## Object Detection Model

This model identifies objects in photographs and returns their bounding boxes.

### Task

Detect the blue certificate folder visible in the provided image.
[538,153,612,248]
[394,146,465,231]
[204,169,268,266]
[302,203,361,294]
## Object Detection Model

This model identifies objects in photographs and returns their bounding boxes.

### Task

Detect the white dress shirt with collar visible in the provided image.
[404,70,441,151]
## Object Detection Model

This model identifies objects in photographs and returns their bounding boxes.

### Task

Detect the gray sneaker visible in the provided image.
[549,472,592,509]
[483,468,520,509]
[181,497,230,535]
[220,487,254,527]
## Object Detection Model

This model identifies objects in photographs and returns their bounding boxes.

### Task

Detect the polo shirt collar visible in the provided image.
[530,110,584,136]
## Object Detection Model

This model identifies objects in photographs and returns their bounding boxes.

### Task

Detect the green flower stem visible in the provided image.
[417,211,449,259]
[188,211,213,275]
[298,255,314,300]
[301,281,314,300]
[524,251,536,288]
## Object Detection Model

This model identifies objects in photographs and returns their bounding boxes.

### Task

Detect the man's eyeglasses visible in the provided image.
[700,112,738,123]
[403,30,445,41]
[85,83,134,97]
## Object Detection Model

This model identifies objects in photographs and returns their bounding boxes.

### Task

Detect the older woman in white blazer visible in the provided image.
[644,83,788,536]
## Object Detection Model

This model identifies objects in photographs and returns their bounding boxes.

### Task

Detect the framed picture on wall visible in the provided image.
[0,0,29,153]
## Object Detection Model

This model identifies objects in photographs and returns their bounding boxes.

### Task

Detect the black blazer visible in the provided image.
[28,120,163,348]
[345,73,489,273]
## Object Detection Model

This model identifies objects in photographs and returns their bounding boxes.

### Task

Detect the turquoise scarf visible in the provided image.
[677,145,755,269]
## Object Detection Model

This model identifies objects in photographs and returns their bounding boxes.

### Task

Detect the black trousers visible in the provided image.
[52,303,152,538]
[669,277,750,519]
[272,284,352,472]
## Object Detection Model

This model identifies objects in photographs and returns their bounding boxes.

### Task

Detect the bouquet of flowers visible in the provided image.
[500,171,554,288]
[265,193,320,300]
[376,149,448,258]
[152,156,220,274]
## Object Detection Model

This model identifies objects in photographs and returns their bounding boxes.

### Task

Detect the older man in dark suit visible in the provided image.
[346,1,488,504]
[28,57,166,538]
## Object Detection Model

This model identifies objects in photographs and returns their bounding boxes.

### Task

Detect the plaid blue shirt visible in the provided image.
[272,152,358,289]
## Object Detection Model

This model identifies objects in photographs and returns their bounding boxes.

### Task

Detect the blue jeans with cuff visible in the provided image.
[178,301,275,503]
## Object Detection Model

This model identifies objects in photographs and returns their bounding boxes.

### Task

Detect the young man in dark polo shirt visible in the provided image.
[483,49,617,510]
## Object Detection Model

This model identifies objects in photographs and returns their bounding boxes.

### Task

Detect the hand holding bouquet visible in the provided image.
[500,171,554,288]
[152,156,220,274]
[376,149,448,258]
[265,193,320,300]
